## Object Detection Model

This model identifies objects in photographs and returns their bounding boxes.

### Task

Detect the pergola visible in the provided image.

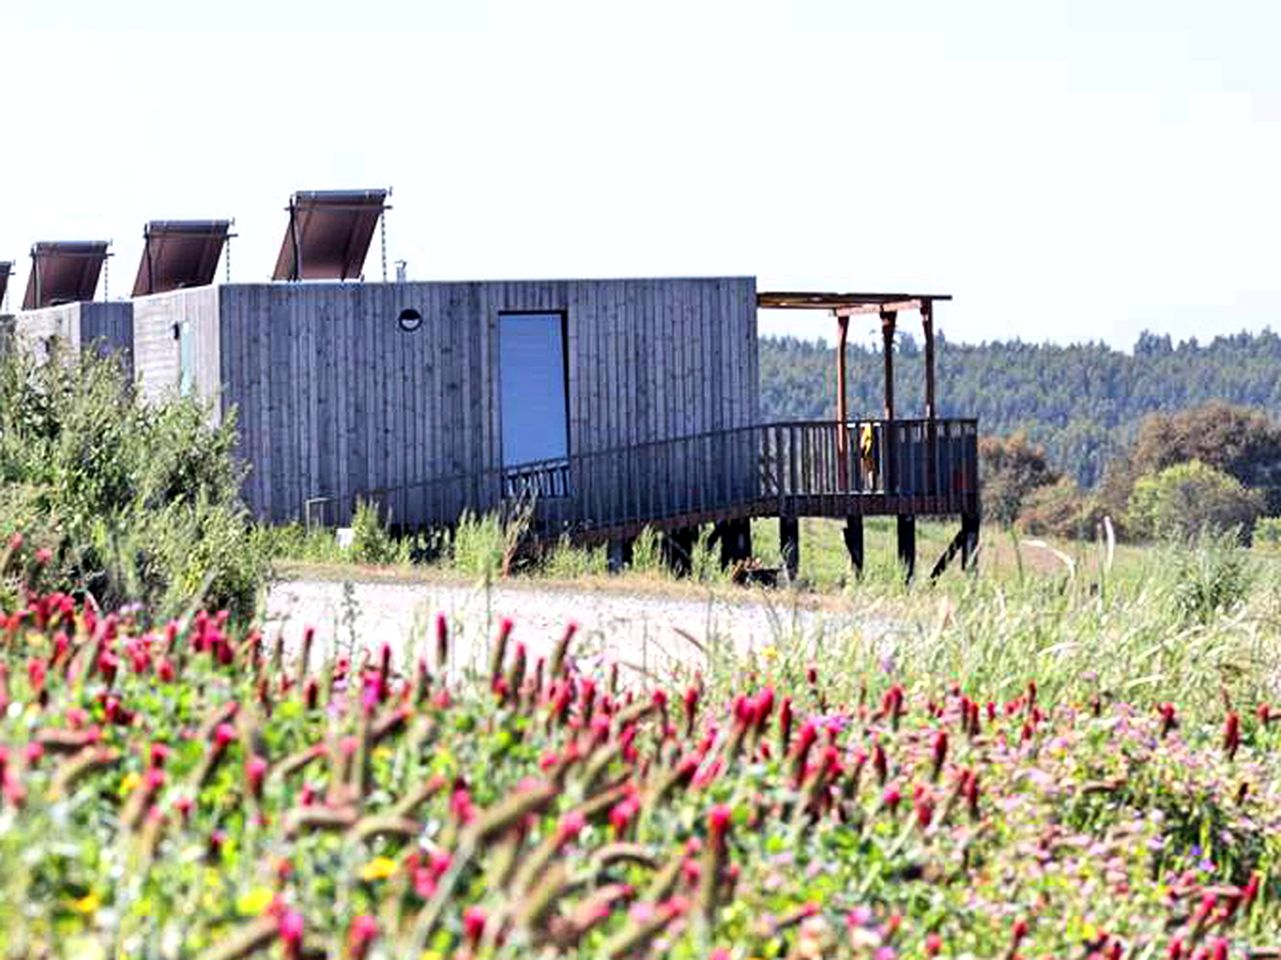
[756,291,968,578]
[757,290,950,422]
[758,291,950,483]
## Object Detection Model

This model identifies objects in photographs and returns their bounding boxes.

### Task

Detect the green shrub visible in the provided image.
[629,526,663,575]
[452,511,506,578]
[541,535,608,579]
[1168,531,1255,624]
[0,347,265,619]
[1127,459,1265,543]
[1015,477,1104,540]
[349,499,411,566]
[1257,516,1281,550]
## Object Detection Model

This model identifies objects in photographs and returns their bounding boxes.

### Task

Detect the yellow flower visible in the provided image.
[761,645,778,661]
[373,746,393,761]
[70,892,102,915]
[118,772,142,798]
[235,886,276,916]
[419,952,443,960]
[359,856,398,882]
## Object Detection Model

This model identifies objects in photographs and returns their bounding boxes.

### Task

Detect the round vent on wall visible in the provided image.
[397,308,423,332]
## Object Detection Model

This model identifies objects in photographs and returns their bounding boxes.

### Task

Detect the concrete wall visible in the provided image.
[131,287,221,411]
[212,277,759,523]
[7,302,134,378]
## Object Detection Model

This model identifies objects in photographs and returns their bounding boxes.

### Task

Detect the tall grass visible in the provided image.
[693,533,1281,724]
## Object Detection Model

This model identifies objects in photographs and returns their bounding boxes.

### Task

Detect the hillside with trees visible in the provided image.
[759,328,1281,488]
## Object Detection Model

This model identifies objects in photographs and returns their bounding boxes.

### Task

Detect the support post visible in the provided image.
[897,514,916,583]
[843,516,864,578]
[607,538,633,574]
[663,526,698,577]
[715,518,752,569]
[961,512,980,571]
[779,516,800,582]
[835,313,850,490]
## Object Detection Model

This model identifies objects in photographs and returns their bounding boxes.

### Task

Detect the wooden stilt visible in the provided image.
[897,514,916,582]
[961,512,980,570]
[779,516,800,581]
[607,538,633,574]
[664,527,697,577]
[930,523,967,581]
[843,516,864,578]
[716,518,752,569]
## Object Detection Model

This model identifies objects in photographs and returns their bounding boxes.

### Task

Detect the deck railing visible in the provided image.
[338,418,978,537]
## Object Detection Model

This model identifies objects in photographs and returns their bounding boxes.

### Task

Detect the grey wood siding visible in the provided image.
[131,287,221,412]
[214,277,758,524]
[79,303,134,379]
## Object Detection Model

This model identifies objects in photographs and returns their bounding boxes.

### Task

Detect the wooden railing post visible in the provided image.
[922,300,938,498]
[880,310,897,494]
[835,313,850,491]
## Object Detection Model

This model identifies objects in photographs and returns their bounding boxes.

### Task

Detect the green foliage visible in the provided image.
[541,535,608,578]
[253,521,349,565]
[978,431,1059,526]
[0,347,264,619]
[1015,477,1104,540]
[1165,531,1256,625]
[629,525,663,574]
[451,510,507,579]
[1128,401,1281,513]
[349,499,411,566]
[1257,516,1281,549]
[689,526,724,583]
[1127,460,1265,543]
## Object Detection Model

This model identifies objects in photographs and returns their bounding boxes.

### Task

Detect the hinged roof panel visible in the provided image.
[271,189,389,281]
[133,220,231,297]
[22,241,110,310]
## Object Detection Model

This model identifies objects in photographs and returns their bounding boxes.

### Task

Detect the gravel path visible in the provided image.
[266,578,884,680]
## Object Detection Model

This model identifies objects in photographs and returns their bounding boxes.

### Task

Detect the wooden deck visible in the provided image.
[349,418,979,543]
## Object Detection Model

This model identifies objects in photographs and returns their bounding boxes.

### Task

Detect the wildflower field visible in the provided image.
[2,533,1280,960]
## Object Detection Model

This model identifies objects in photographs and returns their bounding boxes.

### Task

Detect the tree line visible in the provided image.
[760,328,1281,488]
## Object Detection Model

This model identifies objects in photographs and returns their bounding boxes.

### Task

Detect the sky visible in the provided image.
[1,0,1278,349]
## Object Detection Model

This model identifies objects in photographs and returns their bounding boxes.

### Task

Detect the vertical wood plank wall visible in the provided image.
[215,277,759,524]
[79,303,135,380]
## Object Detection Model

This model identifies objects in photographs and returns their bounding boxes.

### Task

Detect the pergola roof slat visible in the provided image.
[757,291,951,312]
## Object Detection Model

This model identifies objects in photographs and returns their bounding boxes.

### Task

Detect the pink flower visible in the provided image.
[213,723,236,752]
[278,909,304,960]
[346,915,378,959]
[708,804,733,848]
[556,810,587,846]
[1224,711,1241,760]
[463,905,486,945]
[246,755,269,799]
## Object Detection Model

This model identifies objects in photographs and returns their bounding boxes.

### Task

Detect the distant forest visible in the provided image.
[759,328,1281,487]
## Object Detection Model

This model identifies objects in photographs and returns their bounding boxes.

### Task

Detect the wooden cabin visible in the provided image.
[5,190,980,579]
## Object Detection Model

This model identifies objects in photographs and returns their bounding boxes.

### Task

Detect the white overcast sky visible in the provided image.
[1,0,1278,348]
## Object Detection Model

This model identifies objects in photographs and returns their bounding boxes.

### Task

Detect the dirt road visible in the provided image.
[265,577,883,681]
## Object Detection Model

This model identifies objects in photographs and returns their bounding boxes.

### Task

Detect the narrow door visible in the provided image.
[499,312,570,494]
